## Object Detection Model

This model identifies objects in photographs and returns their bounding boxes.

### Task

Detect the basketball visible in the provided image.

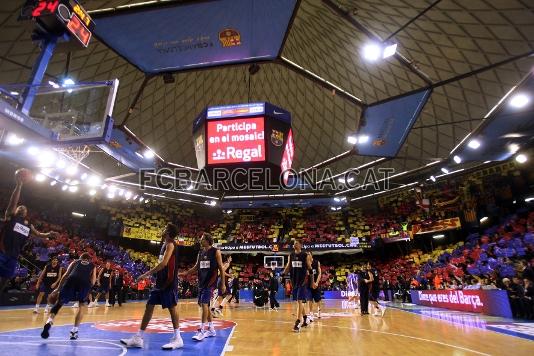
[15,168,32,183]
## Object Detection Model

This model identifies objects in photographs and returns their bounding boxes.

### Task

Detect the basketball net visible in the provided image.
[56,145,91,166]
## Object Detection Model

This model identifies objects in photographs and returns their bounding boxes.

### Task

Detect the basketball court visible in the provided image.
[0,300,533,355]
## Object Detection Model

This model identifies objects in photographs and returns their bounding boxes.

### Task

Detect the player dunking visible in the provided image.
[211,255,232,317]
[182,233,226,341]
[306,252,322,321]
[34,256,64,314]
[120,223,183,350]
[283,239,311,332]
[0,169,57,295]
[40,252,96,340]
[90,260,113,307]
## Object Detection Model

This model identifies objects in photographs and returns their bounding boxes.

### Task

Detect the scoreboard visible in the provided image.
[21,0,94,48]
[193,102,294,187]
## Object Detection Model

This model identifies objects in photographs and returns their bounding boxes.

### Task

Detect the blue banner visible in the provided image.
[357,89,431,157]
[94,0,298,73]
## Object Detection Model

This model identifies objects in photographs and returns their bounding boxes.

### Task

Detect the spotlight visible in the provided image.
[433,234,445,239]
[453,155,462,164]
[87,175,101,187]
[27,146,39,156]
[441,167,449,174]
[61,185,68,191]
[50,180,57,186]
[118,189,125,197]
[10,91,19,96]
[382,43,397,59]
[209,200,217,207]
[38,150,57,167]
[48,80,60,89]
[61,77,75,93]
[362,43,381,61]
[139,197,145,203]
[143,149,155,159]
[186,184,195,191]
[56,159,66,169]
[125,191,132,200]
[515,154,527,164]
[430,175,436,182]
[358,135,369,144]
[68,186,78,193]
[89,189,97,196]
[508,144,520,154]
[509,93,529,108]
[66,165,78,175]
[35,173,46,182]
[480,216,489,223]
[347,136,358,145]
[107,192,115,199]
[6,133,24,146]
[80,173,88,180]
[467,139,480,149]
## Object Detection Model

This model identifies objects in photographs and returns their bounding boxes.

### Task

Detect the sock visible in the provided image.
[208,322,213,329]
[174,329,181,338]
[200,323,205,331]
[46,317,54,324]
[35,304,39,308]
[106,299,109,304]
[137,330,145,337]
[71,326,78,332]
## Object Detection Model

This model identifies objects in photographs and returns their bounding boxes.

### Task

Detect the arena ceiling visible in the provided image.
[1,0,533,205]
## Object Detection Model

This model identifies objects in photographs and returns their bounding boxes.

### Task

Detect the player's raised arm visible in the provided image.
[5,181,22,220]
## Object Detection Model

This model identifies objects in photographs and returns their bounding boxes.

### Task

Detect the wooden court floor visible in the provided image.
[0,299,533,355]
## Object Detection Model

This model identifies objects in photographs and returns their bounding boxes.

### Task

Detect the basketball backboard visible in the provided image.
[264,255,284,269]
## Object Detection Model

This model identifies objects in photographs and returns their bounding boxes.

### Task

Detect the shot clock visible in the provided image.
[21,0,94,48]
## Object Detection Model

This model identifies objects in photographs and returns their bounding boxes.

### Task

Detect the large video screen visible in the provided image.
[207,117,265,164]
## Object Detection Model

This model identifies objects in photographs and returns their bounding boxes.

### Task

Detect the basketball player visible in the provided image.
[181,233,226,341]
[211,255,232,317]
[357,265,371,316]
[368,262,385,316]
[282,239,311,332]
[90,260,113,307]
[40,252,96,340]
[306,252,322,320]
[120,223,183,350]
[0,170,57,295]
[34,256,64,313]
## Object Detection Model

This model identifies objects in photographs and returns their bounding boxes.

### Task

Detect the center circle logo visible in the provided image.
[95,318,236,333]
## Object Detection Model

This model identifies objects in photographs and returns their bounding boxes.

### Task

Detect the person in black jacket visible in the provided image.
[268,271,280,310]
[110,268,124,307]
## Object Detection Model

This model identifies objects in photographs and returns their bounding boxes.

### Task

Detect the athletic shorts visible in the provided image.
[307,287,322,303]
[98,284,110,293]
[292,286,308,301]
[39,284,54,294]
[147,288,179,309]
[0,252,17,278]
[198,287,214,305]
[59,280,91,304]
[369,288,380,301]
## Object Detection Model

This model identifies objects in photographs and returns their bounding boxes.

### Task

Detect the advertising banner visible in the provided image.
[410,290,512,318]
[206,117,265,164]
[412,217,461,235]
[218,241,371,252]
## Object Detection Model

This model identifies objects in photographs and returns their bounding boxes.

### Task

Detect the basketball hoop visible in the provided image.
[56,144,91,165]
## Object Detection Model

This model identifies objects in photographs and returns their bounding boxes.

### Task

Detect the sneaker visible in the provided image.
[105,303,111,307]
[120,335,144,348]
[162,336,184,350]
[33,307,39,314]
[70,330,78,340]
[293,320,301,333]
[205,328,216,337]
[192,329,205,341]
[72,302,79,308]
[88,302,97,308]
[308,315,314,323]
[41,322,52,339]
[44,306,50,314]
[302,315,308,327]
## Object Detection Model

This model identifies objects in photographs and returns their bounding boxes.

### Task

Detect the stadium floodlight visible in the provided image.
[515,154,527,164]
[61,185,68,191]
[87,175,101,187]
[35,173,46,182]
[27,146,39,156]
[453,155,462,164]
[358,135,369,144]
[430,175,436,182]
[467,139,480,149]
[6,133,24,146]
[68,186,78,193]
[143,149,155,159]
[347,135,358,144]
[480,216,489,223]
[508,144,520,154]
[89,189,97,196]
[66,164,78,175]
[382,43,397,59]
[509,93,529,108]
[362,43,382,61]
[441,167,449,174]
[433,234,445,239]
[50,180,57,186]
